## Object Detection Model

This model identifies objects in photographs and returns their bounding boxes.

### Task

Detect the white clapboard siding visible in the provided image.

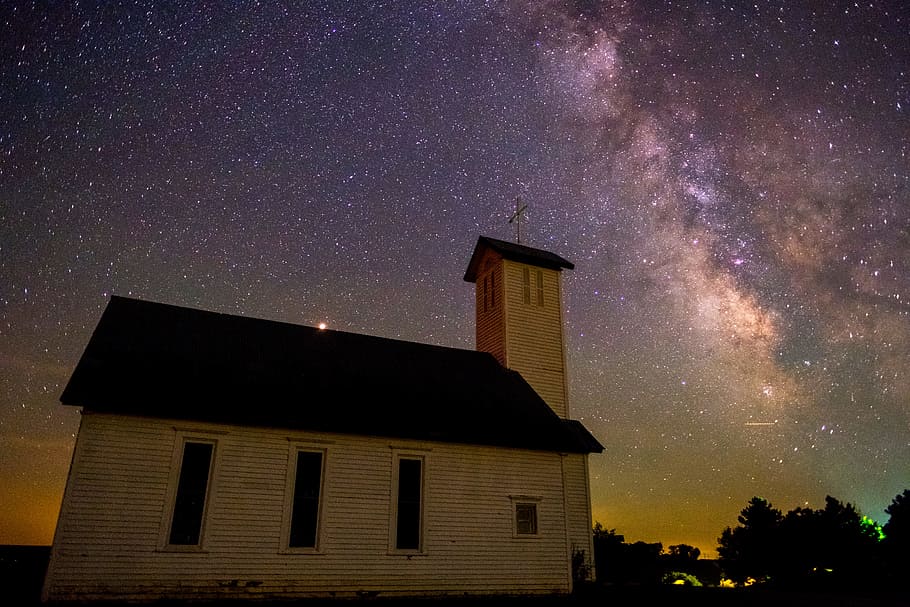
[501,259,569,418]
[43,411,593,601]
[475,251,507,366]
[563,453,596,580]
[472,252,571,419]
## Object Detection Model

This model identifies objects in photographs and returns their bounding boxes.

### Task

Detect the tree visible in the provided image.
[719,494,886,589]
[882,489,910,580]
[883,489,909,548]
[661,543,716,586]
[591,523,625,585]
[591,522,663,585]
[666,544,701,562]
[717,497,782,585]
[816,495,880,583]
[662,544,701,576]
[776,496,880,588]
[777,505,821,584]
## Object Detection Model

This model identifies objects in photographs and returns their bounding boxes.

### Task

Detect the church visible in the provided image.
[42,236,602,602]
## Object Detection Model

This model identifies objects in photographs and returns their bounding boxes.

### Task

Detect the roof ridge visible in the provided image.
[62,296,602,454]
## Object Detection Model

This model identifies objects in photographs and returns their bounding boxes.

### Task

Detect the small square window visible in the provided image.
[515,503,538,536]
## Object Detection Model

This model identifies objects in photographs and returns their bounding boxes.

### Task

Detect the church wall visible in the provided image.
[474,250,506,366]
[501,259,569,418]
[44,411,577,601]
[562,453,596,581]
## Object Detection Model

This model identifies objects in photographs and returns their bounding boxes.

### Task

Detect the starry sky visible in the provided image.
[1,1,908,557]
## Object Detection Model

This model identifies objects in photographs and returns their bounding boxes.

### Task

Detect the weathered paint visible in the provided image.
[43,412,591,602]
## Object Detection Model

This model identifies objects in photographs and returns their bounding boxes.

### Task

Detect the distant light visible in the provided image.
[318,322,327,330]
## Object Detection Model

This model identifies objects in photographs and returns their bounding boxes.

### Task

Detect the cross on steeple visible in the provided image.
[508,197,528,244]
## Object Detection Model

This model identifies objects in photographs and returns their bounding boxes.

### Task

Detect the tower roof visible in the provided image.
[463,236,574,282]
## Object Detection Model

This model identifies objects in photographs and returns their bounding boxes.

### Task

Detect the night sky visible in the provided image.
[2,1,908,556]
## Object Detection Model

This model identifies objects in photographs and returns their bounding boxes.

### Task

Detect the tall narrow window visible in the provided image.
[168,441,214,546]
[483,275,490,312]
[490,271,496,308]
[536,270,544,306]
[522,267,531,304]
[289,450,324,548]
[395,457,423,551]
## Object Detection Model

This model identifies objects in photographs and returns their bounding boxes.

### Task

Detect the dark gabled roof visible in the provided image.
[463,236,575,282]
[62,297,602,454]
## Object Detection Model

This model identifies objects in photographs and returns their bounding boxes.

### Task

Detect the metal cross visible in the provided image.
[508,197,528,244]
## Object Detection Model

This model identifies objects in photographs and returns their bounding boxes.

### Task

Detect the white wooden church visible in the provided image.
[43,236,602,602]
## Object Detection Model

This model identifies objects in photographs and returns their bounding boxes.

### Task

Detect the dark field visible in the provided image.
[4,546,906,607]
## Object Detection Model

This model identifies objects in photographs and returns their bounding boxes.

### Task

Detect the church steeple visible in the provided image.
[464,236,574,418]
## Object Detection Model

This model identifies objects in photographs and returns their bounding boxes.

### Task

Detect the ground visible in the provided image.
[4,546,905,606]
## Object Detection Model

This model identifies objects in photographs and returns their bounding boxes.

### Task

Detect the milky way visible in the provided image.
[1,1,907,554]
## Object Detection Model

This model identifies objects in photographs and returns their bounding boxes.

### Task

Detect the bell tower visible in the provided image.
[464,236,574,418]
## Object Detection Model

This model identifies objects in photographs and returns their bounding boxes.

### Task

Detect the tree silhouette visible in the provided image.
[777,505,821,584]
[593,489,909,591]
[591,523,663,585]
[666,544,701,561]
[883,489,909,547]
[776,496,881,588]
[718,494,891,588]
[661,544,716,586]
[882,489,910,581]
[717,497,782,584]
[817,496,880,583]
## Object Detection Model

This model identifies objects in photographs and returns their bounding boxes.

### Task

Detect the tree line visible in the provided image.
[587,489,909,590]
